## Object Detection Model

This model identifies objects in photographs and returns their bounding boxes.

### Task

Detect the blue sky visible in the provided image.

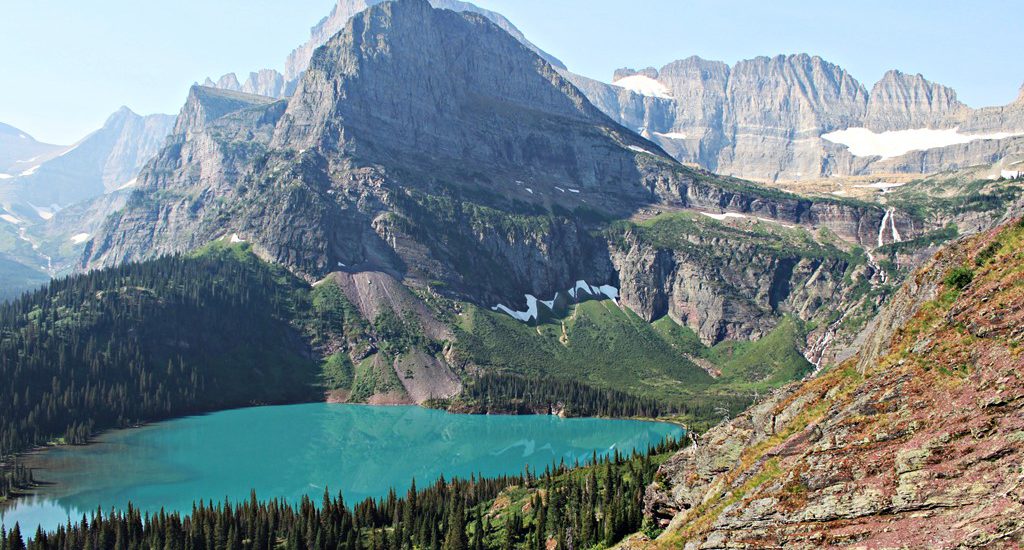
[2,0,1021,144]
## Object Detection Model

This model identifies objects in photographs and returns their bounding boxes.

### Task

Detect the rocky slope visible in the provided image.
[573,56,1024,182]
[640,218,1024,548]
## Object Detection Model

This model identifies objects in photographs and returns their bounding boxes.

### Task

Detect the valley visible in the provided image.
[0,0,1022,548]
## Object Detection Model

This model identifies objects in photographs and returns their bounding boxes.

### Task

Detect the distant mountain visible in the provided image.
[0,107,174,220]
[202,0,565,101]
[0,123,63,175]
[0,108,174,294]
[567,56,1024,181]
[200,0,1024,184]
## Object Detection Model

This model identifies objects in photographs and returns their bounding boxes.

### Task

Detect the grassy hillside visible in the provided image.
[451,295,813,427]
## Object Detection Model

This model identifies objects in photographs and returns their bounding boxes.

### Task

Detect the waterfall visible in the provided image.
[888,208,902,243]
[876,207,902,247]
[877,208,891,247]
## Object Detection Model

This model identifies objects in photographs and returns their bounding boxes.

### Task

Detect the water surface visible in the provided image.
[2,403,681,533]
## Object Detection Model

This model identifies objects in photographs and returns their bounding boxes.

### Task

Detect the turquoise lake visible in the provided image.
[1,403,682,533]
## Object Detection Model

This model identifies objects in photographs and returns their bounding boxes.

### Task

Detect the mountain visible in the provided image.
[202,0,565,101]
[0,123,64,175]
[77,0,925,409]
[641,218,1024,547]
[569,55,1024,182]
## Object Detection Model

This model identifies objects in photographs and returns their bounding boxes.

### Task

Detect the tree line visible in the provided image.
[445,372,752,423]
[0,246,322,468]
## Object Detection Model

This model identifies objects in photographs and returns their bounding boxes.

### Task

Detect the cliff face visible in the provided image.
[642,219,1024,548]
[583,56,1024,182]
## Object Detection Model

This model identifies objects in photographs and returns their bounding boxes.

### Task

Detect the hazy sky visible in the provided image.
[3,0,1021,144]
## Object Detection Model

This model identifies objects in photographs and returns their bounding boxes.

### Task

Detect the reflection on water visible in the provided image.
[1,404,682,534]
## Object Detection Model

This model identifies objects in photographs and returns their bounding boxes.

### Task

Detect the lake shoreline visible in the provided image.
[2,400,686,513]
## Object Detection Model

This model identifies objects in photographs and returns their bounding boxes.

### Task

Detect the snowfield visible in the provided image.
[612,74,673,99]
[822,127,1024,159]
[70,233,91,244]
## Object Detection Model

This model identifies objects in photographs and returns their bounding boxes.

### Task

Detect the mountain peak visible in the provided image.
[174,85,278,135]
[866,69,964,130]
[275,0,624,163]
[282,0,564,84]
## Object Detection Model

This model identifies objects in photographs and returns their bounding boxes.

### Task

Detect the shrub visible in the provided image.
[944,266,974,290]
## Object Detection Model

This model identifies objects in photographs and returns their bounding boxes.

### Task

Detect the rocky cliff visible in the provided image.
[865,69,967,131]
[582,55,1024,182]
[640,218,1024,548]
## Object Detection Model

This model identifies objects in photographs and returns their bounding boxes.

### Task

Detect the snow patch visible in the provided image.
[19,165,39,176]
[822,127,1024,159]
[491,280,620,323]
[654,131,688,140]
[612,74,672,99]
[29,203,61,220]
[555,187,565,193]
[117,178,138,190]
[1000,169,1023,179]
[700,211,747,221]
[0,173,13,179]
[70,233,91,244]
[229,233,246,243]
[1,214,22,225]
[627,145,656,155]
[492,294,539,323]
[525,188,534,194]
[568,188,580,194]
[854,181,907,190]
